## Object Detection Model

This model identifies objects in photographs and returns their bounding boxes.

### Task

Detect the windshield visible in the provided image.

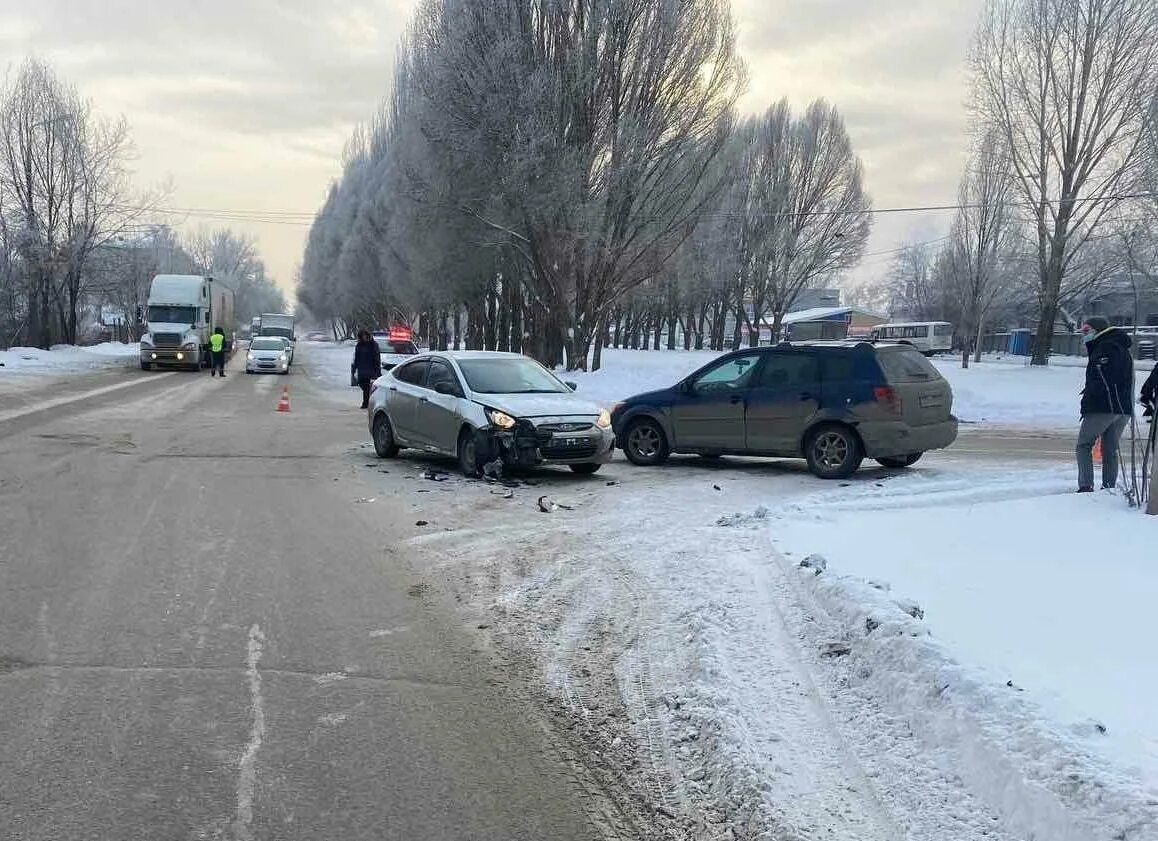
[148,305,197,324]
[250,339,284,351]
[457,358,569,394]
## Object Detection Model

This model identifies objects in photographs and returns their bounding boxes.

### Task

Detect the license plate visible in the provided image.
[556,437,584,448]
[919,395,942,408]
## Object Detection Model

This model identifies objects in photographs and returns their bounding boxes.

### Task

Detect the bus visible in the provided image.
[869,321,953,355]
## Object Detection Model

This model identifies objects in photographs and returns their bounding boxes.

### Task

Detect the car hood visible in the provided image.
[249,350,285,359]
[474,391,604,419]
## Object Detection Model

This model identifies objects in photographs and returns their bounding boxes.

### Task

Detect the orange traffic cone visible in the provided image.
[276,386,290,413]
[1093,437,1102,464]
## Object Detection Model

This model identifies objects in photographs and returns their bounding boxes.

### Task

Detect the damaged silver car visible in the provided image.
[367,351,615,476]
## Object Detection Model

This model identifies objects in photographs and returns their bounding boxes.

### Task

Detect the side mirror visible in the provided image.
[434,381,456,396]
[564,381,578,391]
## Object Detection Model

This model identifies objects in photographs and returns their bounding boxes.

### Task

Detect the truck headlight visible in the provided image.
[596,409,612,429]
[486,408,517,429]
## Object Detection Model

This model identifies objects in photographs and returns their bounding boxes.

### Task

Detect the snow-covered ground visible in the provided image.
[0,343,141,403]
[310,340,1156,839]
[406,460,1157,840]
[0,342,140,375]
[768,471,1158,840]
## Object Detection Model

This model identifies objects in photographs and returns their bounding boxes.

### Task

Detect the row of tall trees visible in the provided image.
[301,0,1158,368]
[298,0,872,369]
[0,58,285,349]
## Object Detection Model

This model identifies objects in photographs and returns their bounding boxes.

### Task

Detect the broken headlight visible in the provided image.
[486,408,517,429]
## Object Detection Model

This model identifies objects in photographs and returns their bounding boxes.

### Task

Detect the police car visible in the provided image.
[373,328,420,371]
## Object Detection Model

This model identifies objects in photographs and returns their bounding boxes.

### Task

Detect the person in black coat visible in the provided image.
[351,331,382,409]
[1141,361,1158,418]
[1075,316,1134,492]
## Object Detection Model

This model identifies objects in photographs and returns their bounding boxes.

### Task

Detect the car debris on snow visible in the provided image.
[421,469,450,481]
[537,495,574,513]
[820,641,853,657]
[354,497,376,504]
[799,553,827,574]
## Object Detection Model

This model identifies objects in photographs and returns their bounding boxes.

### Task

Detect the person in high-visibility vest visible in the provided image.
[210,327,227,377]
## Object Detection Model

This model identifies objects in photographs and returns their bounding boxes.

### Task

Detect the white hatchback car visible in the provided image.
[245,337,290,374]
[367,351,615,475]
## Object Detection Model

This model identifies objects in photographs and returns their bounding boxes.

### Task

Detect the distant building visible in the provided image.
[781,306,888,341]
[788,288,841,313]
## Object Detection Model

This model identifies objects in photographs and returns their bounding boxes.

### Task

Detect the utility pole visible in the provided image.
[1148,423,1158,515]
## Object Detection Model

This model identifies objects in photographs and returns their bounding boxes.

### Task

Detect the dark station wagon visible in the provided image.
[611,341,959,479]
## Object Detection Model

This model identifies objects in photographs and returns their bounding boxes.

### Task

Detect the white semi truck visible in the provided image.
[139,274,235,371]
[258,313,295,342]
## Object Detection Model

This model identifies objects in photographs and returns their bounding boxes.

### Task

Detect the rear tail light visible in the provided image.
[873,386,902,414]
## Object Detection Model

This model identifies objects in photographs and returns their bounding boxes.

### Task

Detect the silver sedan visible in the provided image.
[366,351,615,475]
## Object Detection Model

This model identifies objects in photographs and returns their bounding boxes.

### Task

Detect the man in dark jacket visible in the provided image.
[1076,317,1133,492]
[351,330,382,409]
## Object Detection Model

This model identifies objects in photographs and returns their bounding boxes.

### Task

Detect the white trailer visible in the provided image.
[139,275,235,371]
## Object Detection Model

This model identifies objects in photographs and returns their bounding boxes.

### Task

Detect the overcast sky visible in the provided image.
[1,0,983,297]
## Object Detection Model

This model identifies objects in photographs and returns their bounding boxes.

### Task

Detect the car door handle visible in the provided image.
[730,395,744,404]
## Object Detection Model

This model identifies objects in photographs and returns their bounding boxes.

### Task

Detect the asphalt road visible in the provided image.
[0,358,625,841]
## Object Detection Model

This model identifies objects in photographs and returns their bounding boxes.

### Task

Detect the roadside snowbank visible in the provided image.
[769,472,1158,840]
[0,342,140,375]
[414,456,1156,840]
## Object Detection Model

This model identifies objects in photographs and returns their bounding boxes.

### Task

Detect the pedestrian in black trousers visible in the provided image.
[351,331,382,409]
[1076,317,1134,492]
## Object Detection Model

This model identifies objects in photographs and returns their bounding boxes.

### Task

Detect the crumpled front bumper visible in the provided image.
[487,419,615,467]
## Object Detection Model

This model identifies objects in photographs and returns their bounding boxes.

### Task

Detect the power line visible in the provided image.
[111,189,1158,229]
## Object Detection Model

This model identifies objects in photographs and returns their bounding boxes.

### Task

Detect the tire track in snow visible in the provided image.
[233,624,266,841]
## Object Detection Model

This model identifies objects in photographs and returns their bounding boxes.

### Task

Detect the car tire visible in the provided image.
[372,413,400,458]
[140,361,152,371]
[623,417,669,466]
[458,428,483,477]
[876,453,922,469]
[805,424,864,479]
[569,463,601,475]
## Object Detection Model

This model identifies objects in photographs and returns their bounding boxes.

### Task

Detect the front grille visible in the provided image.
[540,442,599,460]
[153,332,181,346]
[537,422,593,433]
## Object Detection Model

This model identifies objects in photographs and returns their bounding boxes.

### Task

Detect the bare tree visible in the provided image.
[0,57,164,346]
[947,130,1019,367]
[728,100,871,344]
[971,0,1158,364]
